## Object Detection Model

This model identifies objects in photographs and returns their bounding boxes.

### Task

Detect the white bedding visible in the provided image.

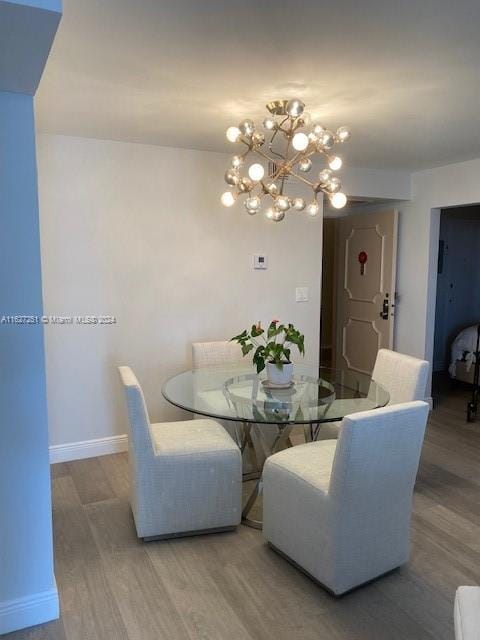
[449,325,480,377]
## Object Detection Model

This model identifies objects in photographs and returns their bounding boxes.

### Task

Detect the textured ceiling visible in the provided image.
[36,0,480,170]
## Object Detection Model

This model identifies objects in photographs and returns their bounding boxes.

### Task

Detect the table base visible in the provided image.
[241,423,294,529]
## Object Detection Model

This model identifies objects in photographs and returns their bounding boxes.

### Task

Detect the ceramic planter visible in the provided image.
[266,361,294,385]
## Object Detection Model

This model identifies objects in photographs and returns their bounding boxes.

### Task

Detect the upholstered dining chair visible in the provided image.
[316,348,429,440]
[454,587,480,640]
[192,340,244,369]
[118,366,242,540]
[263,400,429,595]
[191,340,244,443]
[191,340,274,471]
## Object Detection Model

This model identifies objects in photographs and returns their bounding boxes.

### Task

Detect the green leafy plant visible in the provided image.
[231,320,305,374]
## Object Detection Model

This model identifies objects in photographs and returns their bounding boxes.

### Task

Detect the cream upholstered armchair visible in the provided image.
[454,587,480,640]
[263,400,429,595]
[118,366,242,539]
[316,348,429,441]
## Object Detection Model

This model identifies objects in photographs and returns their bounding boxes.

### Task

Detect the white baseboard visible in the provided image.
[49,434,128,464]
[0,587,59,635]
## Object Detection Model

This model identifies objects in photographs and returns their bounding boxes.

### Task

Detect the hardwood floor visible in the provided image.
[6,385,480,639]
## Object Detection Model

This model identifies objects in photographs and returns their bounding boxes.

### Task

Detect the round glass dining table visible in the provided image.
[162,364,389,528]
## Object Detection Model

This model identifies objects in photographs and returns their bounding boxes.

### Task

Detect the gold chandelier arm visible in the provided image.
[274,116,291,136]
[253,147,279,165]
[278,120,296,194]
[288,171,316,189]
[282,150,304,174]
[238,137,252,150]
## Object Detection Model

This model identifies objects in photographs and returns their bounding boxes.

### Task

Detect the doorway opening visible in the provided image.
[320,207,398,374]
[432,205,480,411]
[320,217,338,369]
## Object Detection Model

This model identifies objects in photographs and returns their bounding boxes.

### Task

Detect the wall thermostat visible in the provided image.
[253,254,268,270]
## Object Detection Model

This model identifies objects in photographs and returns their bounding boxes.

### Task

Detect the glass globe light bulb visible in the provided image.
[263,117,276,131]
[221,191,236,207]
[318,168,333,184]
[273,210,285,222]
[330,192,347,209]
[231,155,243,169]
[245,196,261,214]
[321,131,335,150]
[267,182,278,195]
[328,156,343,171]
[337,126,351,143]
[265,207,276,220]
[275,195,290,212]
[293,197,306,211]
[224,168,239,186]
[226,126,241,143]
[307,132,318,145]
[327,177,341,193]
[299,158,312,173]
[239,119,255,137]
[313,124,325,135]
[306,201,320,217]
[248,163,265,182]
[286,98,305,118]
[292,132,309,151]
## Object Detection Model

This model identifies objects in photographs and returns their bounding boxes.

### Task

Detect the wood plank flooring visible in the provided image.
[5,384,480,639]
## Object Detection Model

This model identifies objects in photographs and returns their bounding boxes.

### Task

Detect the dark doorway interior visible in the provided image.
[432,205,480,411]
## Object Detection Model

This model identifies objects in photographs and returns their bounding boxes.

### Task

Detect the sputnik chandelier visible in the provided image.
[220,98,351,221]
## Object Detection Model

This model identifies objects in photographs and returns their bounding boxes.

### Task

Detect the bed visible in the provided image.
[449,324,480,384]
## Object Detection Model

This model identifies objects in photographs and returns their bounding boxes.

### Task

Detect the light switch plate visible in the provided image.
[254,254,268,270]
[295,286,309,302]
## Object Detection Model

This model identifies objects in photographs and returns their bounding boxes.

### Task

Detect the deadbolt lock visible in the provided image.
[379,294,389,320]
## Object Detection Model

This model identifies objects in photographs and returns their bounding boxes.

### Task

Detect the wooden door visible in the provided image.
[335,209,398,375]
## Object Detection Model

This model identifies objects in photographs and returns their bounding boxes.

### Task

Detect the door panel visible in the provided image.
[342,318,382,373]
[335,209,398,375]
[345,226,384,302]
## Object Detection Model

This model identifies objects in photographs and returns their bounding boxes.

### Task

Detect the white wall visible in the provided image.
[38,133,480,442]
[0,93,58,634]
[341,165,411,201]
[37,134,324,448]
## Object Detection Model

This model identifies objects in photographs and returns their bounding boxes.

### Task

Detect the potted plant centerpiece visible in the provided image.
[231,320,305,386]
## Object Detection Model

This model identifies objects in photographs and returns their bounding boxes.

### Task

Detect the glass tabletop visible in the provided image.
[162,364,389,425]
